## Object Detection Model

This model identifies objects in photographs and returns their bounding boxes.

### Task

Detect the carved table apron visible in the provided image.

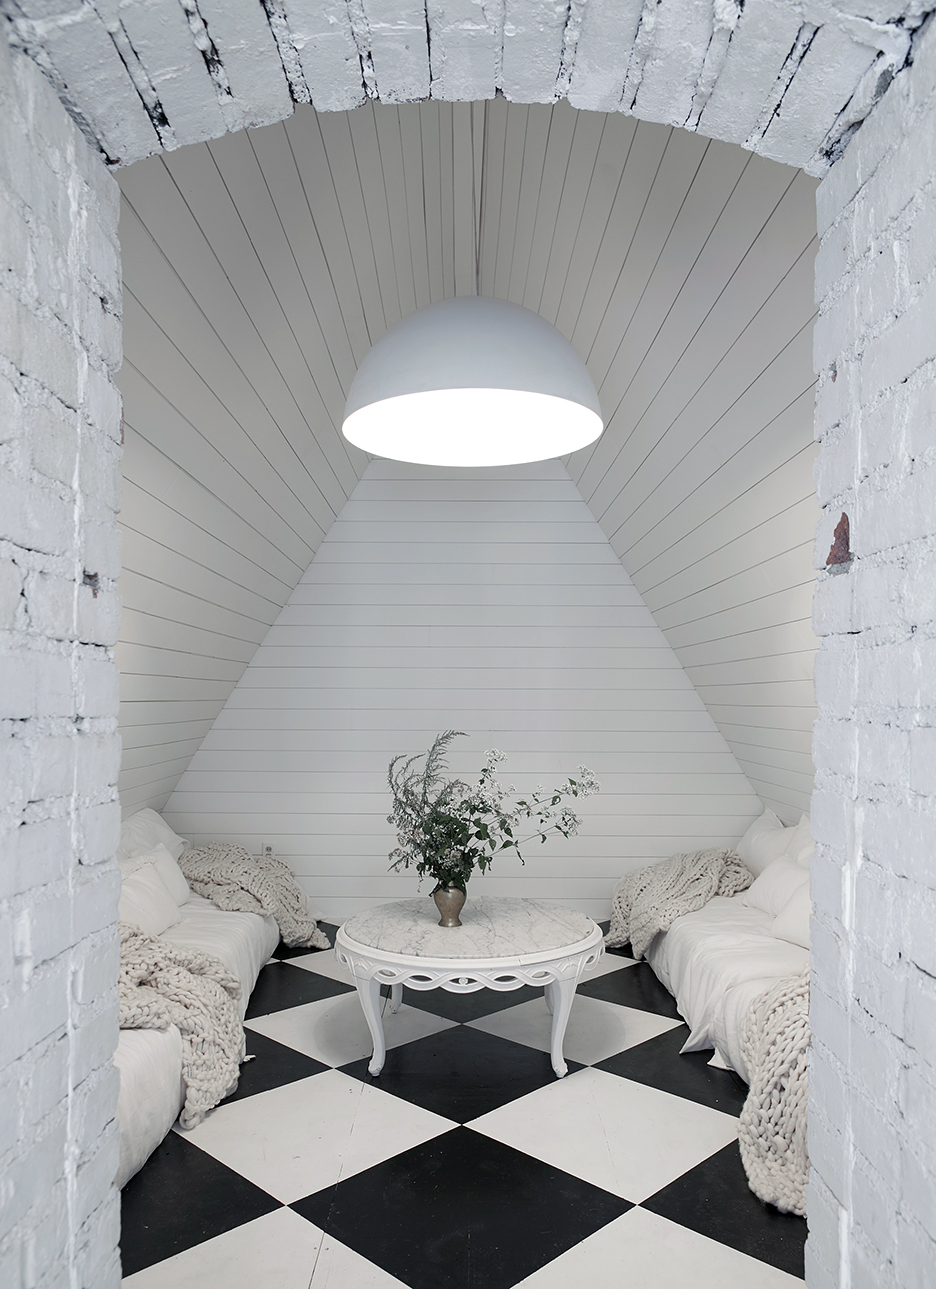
[335,897,604,1078]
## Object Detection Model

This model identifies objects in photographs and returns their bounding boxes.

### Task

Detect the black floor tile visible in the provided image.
[274,922,338,957]
[340,1024,583,1122]
[577,960,684,1020]
[642,1142,807,1279]
[382,981,547,1023]
[292,1126,631,1289]
[597,1026,749,1116]
[244,959,353,1020]
[120,1130,280,1277]
[222,1029,330,1104]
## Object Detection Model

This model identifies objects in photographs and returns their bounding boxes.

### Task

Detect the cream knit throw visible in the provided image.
[180,842,329,949]
[605,848,752,957]
[118,922,244,1129]
[739,970,810,1216]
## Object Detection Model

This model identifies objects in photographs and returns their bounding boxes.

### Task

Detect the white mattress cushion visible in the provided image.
[118,865,182,937]
[119,807,189,863]
[740,856,809,918]
[159,893,280,1018]
[645,895,809,1069]
[735,808,794,876]
[771,880,811,949]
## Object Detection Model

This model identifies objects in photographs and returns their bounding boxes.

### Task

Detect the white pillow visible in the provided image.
[736,809,794,877]
[741,856,810,918]
[789,838,815,870]
[118,808,188,863]
[771,880,811,949]
[140,842,190,905]
[781,815,812,862]
[118,864,182,937]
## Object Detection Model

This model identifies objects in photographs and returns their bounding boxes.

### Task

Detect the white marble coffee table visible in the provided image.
[335,896,604,1078]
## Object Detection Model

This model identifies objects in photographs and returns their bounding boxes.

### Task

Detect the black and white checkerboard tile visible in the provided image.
[120,926,807,1288]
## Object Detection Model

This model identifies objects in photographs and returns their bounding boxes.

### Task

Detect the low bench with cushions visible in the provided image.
[113,810,279,1186]
[643,809,812,1080]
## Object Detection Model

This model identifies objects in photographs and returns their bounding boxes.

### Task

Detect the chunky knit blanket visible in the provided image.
[605,847,752,957]
[739,970,810,1215]
[118,922,244,1129]
[179,842,329,949]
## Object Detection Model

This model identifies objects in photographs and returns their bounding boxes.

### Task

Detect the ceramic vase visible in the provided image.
[432,885,466,927]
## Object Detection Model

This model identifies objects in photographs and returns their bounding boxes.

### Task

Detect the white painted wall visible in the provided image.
[808,16,936,1285]
[163,460,763,921]
[566,156,820,822]
[0,32,122,1289]
[116,102,820,823]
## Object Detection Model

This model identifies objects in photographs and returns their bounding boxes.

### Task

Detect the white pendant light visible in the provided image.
[342,297,603,467]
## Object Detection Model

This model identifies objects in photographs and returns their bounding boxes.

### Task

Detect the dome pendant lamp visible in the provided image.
[341,297,603,467]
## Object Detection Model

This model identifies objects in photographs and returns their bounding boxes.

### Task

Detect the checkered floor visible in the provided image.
[120,924,807,1288]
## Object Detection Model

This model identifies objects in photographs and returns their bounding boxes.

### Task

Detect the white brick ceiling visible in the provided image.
[4,0,933,174]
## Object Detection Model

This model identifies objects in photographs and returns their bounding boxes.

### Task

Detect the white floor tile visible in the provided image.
[121,1205,408,1289]
[466,994,682,1065]
[245,990,456,1067]
[513,1207,804,1287]
[287,948,355,985]
[468,1066,738,1203]
[174,1070,455,1204]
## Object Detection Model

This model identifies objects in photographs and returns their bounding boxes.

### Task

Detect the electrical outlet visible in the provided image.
[261,842,275,859]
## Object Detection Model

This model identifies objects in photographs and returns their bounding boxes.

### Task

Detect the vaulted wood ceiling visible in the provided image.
[116,98,818,820]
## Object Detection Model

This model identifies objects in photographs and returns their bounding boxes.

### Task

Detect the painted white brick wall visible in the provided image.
[0,26,123,1289]
[809,15,936,1286]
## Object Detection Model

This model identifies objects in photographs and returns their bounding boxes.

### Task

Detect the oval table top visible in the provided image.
[339,896,597,961]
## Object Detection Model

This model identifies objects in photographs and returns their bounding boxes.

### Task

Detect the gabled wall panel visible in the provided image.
[164,460,763,920]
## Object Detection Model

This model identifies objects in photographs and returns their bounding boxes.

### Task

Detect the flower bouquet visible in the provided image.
[387,730,599,925]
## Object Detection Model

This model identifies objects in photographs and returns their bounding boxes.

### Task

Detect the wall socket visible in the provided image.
[261,842,275,859]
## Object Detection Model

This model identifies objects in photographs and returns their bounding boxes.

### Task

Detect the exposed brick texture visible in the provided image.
[0,25,122,1289]
[809,15,936,1287]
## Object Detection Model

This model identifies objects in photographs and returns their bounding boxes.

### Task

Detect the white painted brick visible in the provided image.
[859,461,936,556]
[905,968,936,1074]
[0,651,73,720]
[76,800,121,866]
[28,398,80,488]
[0,472,75,558]
[805,1171,843,1283]
[894,1215,936,1289]
[0,40,121,1282]
[910,726,936,795]
[0,818,72,900]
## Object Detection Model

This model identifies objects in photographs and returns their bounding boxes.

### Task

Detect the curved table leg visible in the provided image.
[389,983,403,1014]
[356,976,386,1076]
[544,981,554,1015]
[549,977,577,1078]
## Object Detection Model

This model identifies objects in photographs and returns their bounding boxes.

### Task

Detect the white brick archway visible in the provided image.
[2,3,935,1284]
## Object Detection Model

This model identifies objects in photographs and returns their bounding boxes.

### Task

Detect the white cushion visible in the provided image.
[781,815,812,862]
[771,880,811,949]
[118,864,182,937]
[736,808,794,877]
[119,808,188,863]
[789,838,815,870]
[740,856,810,918]
[138,842,190,905]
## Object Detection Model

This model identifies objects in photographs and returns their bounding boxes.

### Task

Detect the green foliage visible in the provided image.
[387,731,599,894]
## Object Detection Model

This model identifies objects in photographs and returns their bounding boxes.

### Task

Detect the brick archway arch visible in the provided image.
[3,0,924,172]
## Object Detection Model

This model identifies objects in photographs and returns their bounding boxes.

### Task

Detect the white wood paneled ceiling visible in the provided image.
[116,98,819,820]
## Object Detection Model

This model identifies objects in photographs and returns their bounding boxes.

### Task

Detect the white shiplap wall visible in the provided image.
[163,460,763,920]
[563,151,820,820]
[117,99,819,822]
